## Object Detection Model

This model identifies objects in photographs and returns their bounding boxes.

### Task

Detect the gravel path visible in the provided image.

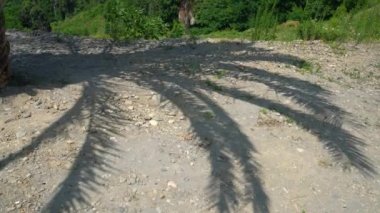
[0,31,379,213]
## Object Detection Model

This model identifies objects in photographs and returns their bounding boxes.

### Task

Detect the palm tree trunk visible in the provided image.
[179,0,195,32]
[0,0,10,88]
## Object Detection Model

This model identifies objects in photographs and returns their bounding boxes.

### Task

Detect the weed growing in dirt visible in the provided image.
[214,69,229,79]
[185,63,201,76]
[260,108,269,115]
[297,60,321,75]
[328,42,347,55]
[285,116,295,124]
[203,111,215,120]
[205,79,223,91]
[343,68,361,79]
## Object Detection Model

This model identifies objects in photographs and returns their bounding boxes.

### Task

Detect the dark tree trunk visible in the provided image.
[0,0,10,88]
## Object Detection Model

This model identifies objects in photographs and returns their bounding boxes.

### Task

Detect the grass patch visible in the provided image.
[51,4,108,38]
[296,60,313,74]
[275,20,300,41]
[295,60,322,75]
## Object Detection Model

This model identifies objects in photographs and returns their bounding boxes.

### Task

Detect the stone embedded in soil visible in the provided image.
[151,94,161,106]
[20,111,32,118]
[150,120,159,126]
[167,181,177,189]
[16,128,27,139]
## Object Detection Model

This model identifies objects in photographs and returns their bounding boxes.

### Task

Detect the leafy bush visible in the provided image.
[168,21,185,38]
[19,0,54,30]
[4,0,23,29]
[104,0,168,40]
[195,0,254,31]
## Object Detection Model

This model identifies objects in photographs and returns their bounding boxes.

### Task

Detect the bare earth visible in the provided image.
[0,31,379,213]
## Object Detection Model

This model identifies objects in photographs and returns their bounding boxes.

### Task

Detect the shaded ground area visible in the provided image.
[0,31,379,212]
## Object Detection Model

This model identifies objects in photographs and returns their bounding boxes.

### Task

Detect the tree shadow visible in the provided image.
[0,36,376,212]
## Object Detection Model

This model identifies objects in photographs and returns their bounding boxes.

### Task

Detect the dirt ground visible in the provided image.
[0,31,379,213]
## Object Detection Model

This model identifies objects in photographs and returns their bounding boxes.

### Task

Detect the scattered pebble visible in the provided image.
[150,120,159,126]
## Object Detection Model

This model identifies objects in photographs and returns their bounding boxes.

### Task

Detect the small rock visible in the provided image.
[35,99,42,106]
[128,106,134,110]
[145,114,153,121]
[66,140,74,144]
[16,129,27,139]
[167,111,177,116]
[150,120,158,126]
[167,181,177,189]
[21,111,32,118]
[151,95,161,105]
[296,148,304,153]
[64,162,72,170]
[6,207,16,212]
[135,121,143,126]
[168,119,175,124]
[119,177,127,183]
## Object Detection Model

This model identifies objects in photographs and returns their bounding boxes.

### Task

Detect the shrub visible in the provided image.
[298,20,321,40]
[250,0,278,40]
[195,0,254,31]
[168,21,185,38]
[104,0,168,40]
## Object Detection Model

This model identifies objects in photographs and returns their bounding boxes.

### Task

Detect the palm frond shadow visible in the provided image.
[127,74,268,212]
[0,37,376,212]
[42,81,127,212]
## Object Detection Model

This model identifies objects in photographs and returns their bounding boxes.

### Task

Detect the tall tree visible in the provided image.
[0,0,10,87]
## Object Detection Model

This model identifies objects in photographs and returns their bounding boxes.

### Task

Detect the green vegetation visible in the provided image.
[3,0,380,41]
[52,4,107,38]
[214,69,229,79]
[205,79,223,91]
[104,0,168,40]
[203,111,215,120]
[259,108,269,115]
